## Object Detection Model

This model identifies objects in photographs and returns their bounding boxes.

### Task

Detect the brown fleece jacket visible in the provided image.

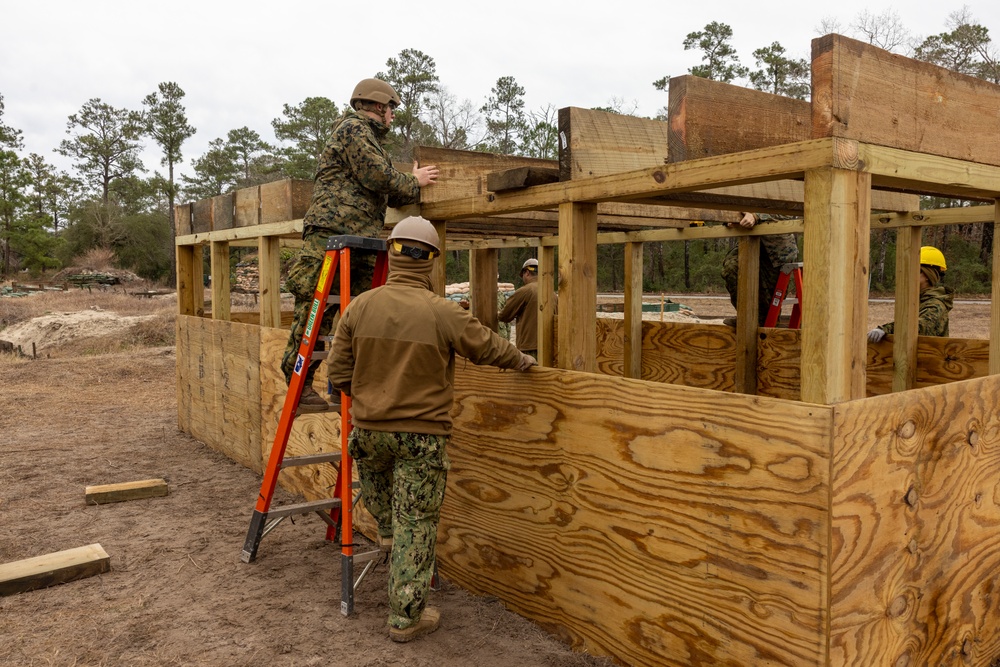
[328,253,525,435]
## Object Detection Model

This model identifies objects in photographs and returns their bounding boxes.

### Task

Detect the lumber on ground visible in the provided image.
[812,33,1000,167]
[0,544,111,596]
[85,479,168,505]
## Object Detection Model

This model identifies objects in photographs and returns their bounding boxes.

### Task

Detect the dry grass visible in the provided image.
[0,289,176,331]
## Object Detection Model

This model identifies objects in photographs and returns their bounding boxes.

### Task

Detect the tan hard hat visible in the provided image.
[351,78,401,107]
[521,258,538,273]
[388,216,440,253]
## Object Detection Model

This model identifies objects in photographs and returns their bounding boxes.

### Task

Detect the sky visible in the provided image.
[2,0,998,183]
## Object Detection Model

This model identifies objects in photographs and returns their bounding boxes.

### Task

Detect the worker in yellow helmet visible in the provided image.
[867,246,954,342]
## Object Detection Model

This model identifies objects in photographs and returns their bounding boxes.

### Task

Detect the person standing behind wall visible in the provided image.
[498,257,549,358]
[867,245,953,342]
[280,78,440,412]
[327,216,536,642]
[720,212,799,327]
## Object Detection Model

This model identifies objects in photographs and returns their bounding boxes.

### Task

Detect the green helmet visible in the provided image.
[351,78,401,108]
[388,216,440,255]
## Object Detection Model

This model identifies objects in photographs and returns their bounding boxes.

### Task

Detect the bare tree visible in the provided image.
[850,9,911,53]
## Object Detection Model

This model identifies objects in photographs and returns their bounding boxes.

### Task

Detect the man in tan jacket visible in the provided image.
[328,216,535,642]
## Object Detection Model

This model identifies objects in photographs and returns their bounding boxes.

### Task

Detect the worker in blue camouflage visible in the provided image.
[328,216,536,643]
[868,246,954,342]
[281,78,440,412]
[721,212,799,327]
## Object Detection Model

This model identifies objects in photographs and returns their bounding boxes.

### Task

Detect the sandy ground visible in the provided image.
[0,289,991,667]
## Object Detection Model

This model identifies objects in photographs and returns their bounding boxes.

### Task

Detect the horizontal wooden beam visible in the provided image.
[421,138,842,220]
[85,479,169,505]
[487,166,560,192]
[0,544,111,596]
[854,143,1000,200]
[176,219,303,246]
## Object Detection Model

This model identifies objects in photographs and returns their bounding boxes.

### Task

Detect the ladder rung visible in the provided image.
[311,350,329,361]
[268,498,341,519]
[281,452,342,468]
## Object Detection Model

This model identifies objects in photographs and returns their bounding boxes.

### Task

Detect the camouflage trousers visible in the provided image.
[280,229,376,384]
[721,234,798,326]
[348,427,450,629]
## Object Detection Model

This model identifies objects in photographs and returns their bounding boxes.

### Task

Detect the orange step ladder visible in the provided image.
[763,262,803,329]
[240,234,387,616]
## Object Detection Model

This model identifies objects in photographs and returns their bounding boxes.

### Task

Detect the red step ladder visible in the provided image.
[764,262,803,329]
[241,235,387,616]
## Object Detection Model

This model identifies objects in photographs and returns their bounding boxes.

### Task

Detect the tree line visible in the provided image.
[1,8,997,294]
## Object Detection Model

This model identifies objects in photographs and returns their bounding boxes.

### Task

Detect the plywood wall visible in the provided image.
[830,374,1000,665]
[442,363,834,666]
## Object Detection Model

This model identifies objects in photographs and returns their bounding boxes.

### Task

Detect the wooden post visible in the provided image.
[470,248,499,332]
[801,167,871,404]
[177,244,198,316]
[623,241,643,379]
[992,200,1000,375]
[210,240,231,321]
[557,202,597,372]
[734,236,761,394]
[192,245,205,316]
[431,221,447,295]
[892,227,922,392]
[537,245,556,368]
[258,236,281,328]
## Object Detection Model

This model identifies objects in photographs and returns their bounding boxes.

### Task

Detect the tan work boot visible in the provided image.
[378,535,393,552]
[296,386,331,414]
[389,607,440,643]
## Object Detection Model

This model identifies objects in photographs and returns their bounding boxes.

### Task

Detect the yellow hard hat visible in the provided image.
[919,246,946,271]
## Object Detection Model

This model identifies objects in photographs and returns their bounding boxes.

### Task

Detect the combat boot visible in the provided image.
[389,607,441,643]
[296,386,331,414]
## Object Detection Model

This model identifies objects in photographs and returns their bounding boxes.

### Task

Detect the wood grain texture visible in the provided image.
[414,146,556,204]
[830,375,1000,665]
[174,203,192,236]
[85,479,168,505]
[558,106,669,180]
[0,544,111,596]
[486,166,559,192]
[812,33,1000,167]
[260,179,312,225]
[557,203,597,372]
[211,193,234,231]
[234,185,260,227]
[191,198,212,234]
[210,241,230,321]
[176,316,262,472]
[443,364,833,666]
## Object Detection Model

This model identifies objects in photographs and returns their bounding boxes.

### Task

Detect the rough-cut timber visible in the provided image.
[830,375,1000,665]
[85,479,169,505]
[212,193,235,231]
[174,203,192,236]
[260,179,312,225]
[191,198,212,234]
[812,33,1000,167]
[0,544,111,596]
[234,185,260,227]
[558,106,669,180]
[486,166,560,192]
[667,75,811,162]
[414,146,555,204]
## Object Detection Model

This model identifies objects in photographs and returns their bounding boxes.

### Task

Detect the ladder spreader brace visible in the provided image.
[240,235,388,617]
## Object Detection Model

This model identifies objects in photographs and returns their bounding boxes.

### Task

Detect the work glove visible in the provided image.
[517,353,537,371]
[867,328,886,343]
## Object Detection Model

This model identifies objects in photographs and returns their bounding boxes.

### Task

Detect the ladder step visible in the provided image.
[268,498,341,519]
[311,350,329,361]
[281,452,342,468]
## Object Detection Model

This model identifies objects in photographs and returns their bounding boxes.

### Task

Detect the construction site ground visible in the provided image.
[0,288,991,666]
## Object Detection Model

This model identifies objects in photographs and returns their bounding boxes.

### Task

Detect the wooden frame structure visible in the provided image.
[175,35,1000,666]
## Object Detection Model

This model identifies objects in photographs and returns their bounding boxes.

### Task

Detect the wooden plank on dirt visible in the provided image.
[667,75,810,162]
[812,33,1000,167]
[443,363,833,666]
[0,544,110,596]
[85,479,168,505]
[830,375,1000,665]
[486,166,560,192]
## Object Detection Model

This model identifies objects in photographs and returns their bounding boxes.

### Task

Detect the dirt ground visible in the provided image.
[0,288,991,667]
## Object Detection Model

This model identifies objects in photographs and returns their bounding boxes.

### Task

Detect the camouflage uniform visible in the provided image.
[348,427,449,629]
[879,284,954,337]
[721,214,799,325]
[280,109,420,384]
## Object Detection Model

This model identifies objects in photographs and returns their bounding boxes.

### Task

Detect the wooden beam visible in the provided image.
[85,479,168,505]
[175,203,192,236]
[421,138,840,221]
[557,202,597,372]
[260,179,312,224]
[854,143,1000,200]
[558,106,669,180]
[813,33,1000,168]
[258,236,281,328]
[470,249,499,332]
[431,220,447,295]
[892,227,922,392]
[0,544,110,596]
[487,166,560,192]
[212,193,234,231]
[210,240,230,321]
[733,236,761,394]
[414,146,556,204]
[623,242,643,379]
[176,245,198,317]
[537,245,556,368]
[873,204,996,229]
[234,185,260,227]
[801,167,871,404]
[667,74,810,162]
[176,219,303,245]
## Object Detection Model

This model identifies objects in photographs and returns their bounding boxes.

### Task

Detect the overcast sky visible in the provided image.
[2,1,998,181]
